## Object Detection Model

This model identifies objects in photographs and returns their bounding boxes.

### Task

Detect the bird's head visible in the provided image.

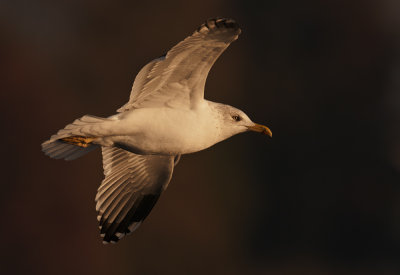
[211,103,272,140]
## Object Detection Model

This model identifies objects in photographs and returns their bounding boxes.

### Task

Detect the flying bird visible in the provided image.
[42,17,272,244]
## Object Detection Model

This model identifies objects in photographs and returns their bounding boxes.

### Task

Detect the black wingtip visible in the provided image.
[99,193,161,244]
[197,17,241,34]
[211,17,240,30]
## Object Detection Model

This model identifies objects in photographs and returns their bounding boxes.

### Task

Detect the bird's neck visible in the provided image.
[205,101,236,143]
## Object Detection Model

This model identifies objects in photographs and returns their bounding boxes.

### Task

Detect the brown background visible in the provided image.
[1,0,400,274]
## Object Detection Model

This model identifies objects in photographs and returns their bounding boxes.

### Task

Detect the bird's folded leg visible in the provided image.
[61,136,95,148]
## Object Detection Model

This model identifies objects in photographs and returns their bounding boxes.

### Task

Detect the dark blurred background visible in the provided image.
[1,0,400,274]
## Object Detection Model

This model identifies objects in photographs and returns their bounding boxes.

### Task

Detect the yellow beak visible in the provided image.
[247,123,272,138]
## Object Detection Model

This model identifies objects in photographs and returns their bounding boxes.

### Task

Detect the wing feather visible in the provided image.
[96,146,179,243]
[117,17,241,112]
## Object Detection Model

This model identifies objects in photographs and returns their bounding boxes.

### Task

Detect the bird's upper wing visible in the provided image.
[117,17,241,112]
[95,146,180,243]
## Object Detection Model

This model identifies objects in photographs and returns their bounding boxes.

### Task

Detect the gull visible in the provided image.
[42,17,272,244]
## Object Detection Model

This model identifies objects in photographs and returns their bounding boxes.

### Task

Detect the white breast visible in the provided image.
[109,104,221,155]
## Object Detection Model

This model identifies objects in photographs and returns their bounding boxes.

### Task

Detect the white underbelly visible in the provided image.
[102,107,219,155]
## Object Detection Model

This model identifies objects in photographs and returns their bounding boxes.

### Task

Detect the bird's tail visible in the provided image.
[41,115,109,161]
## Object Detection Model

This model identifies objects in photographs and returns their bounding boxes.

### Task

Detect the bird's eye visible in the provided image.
[232,115,241,122]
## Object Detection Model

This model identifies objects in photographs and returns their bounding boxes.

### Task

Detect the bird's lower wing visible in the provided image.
[96,146,179,243]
